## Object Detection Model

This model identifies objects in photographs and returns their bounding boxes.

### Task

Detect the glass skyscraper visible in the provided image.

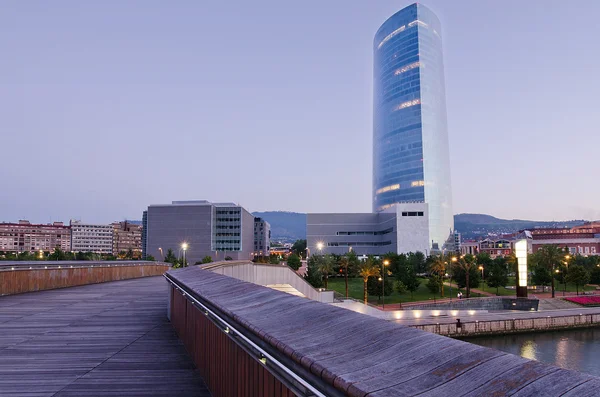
[373,3,454,250]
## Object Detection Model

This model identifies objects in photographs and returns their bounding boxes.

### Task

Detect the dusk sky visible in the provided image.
[1,0,598,224]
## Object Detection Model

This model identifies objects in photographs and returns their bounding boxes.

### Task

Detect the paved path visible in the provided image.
[537,298,579,310]
[0,276,210,397]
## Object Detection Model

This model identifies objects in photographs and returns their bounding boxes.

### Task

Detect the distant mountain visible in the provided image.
[454,213,586,239]
[253,212,306,243]
[254,211,588,242]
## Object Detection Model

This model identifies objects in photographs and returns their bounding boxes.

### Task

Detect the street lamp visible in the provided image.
[382,259,390,310]
[316,242,324,252]
[563,254,571,296]
[158,247,164,260]
[181,243,188,267]
[479,265,484,291]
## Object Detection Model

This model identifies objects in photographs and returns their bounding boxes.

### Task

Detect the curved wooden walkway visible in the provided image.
[0,276,210,397]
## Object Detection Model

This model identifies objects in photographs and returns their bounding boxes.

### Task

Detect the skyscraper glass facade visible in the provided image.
[373,3,454,250]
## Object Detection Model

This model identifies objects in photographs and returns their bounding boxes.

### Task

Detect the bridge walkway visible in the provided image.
[0,276,210,397]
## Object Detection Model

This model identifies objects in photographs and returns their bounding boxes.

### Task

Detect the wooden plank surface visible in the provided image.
[169,267,600,397]
[0,276,210,396]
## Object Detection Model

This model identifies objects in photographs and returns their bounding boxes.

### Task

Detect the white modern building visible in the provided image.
[307,203,430,257]
[70,221,114,254]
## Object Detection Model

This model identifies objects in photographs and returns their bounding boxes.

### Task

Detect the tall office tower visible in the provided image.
[373,3,454,251]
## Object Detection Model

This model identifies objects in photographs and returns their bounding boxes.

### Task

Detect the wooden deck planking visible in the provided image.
[0,276,210,397]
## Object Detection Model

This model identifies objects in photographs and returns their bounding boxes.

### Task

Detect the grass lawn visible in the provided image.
[327,277,464,305]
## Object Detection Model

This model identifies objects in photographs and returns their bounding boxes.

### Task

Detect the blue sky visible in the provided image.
[1,1,598,223]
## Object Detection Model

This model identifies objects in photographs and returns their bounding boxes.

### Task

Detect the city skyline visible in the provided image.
[2,0,599,224]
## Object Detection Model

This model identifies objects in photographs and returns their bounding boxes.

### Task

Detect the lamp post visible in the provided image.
[382,259,389,310]
[181,243,188,267]
[479,265,485,291]
[564,255,571,296]
[451,256,458,298]
[316,242,324,253]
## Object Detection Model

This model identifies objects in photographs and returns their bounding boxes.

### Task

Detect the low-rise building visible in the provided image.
[112,221,142,257]
[530,223,600,255]
[0,220,71,253]
[144,200,256,264]
[70,221,113,254]
[307,203,431,257]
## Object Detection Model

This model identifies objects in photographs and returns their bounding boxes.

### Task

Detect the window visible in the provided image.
[402,212,423,217]
[394,61,420,76]
[411,180,425,187]
[376,184,400,195]
[394,99,421,111]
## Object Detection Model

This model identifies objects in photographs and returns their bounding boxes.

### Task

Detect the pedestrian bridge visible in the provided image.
[3,262,600,396]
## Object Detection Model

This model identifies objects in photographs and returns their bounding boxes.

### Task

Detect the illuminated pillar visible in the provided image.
[515,239,528,298]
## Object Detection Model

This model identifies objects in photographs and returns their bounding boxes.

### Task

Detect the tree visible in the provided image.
[426,276,442,294]
[407,252,427,274]
[126,249,134,259]
[291,239,307,258]
[201,256,213,264]
[286,254,302,271]
[145,255,156,261]
[269,255,280,264]
[567,265,590,295]
[590,266,600,285]
[429,255,447,297]
[224,256,233,261]
[358,256,380,304]
[486,260,509,295]
[531,264,552,291]
[338,252,359,298]
[304,255,324,288]
[537,245,568,298]
[452,254,479,298]
[164,249,178,264]
[317,255,335,289]
[396,261,420,300]
[48,248,66,261]
[367,274,393,301]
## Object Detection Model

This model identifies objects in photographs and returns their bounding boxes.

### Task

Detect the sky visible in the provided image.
[1,0,599,224]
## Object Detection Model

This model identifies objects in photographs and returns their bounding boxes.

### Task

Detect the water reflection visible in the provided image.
[468,328,600,376]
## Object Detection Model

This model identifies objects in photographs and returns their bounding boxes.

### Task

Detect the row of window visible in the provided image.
[336,228,394,236]
[394,99,421,112]
[377,19,428,50]
[215,217,240,222]
[401,212,424,217]
[328,241,392,247]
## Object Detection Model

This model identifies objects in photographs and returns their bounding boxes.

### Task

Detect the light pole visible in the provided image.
[382,259,389,310]
[479,265,484,291]
[158,247,164,261]
[181,243,188,267]
[316,242,324,254]
[564,255,571,296]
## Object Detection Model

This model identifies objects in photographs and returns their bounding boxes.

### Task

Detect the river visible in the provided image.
[467,327,600,376]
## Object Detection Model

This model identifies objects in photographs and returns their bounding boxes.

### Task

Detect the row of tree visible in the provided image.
[0,248,143,261]
[299,246,600,303]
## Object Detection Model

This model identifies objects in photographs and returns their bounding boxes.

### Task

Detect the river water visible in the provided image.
[467,327,600,376]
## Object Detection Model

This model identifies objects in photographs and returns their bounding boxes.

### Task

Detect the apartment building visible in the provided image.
[0,220,71,253]
[70,221,113,254]
[112,221,142,257]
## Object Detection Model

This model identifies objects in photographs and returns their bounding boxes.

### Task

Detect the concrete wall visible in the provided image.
[392,203,431,254]
[202,261,334,303]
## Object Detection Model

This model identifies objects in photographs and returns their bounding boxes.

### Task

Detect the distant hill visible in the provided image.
[453,213,585,239]
[254,211,588,242]
[253,212,306,243]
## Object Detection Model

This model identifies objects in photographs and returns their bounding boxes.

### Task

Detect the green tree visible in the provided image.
[317,254,335,289]
[48,248,66,261]
[567,265,590,295]
[358,256,380,304]
[145,255,156,261]
[590,266,600,284]
[426,276,442,294]
[486,260,509,295]
[429,255,447,297]
[164,249,177,264]
[304,255,324,288]
[337,253,355,298]
[367,274,393,300]
[201,256,213,264]
[531,264,552,291]
[224,256,233,261]
[269,254,280,264]
[126,249,134,259]
[537,245,569,298]
[452,254,480,298]
[397,261,420,300]
[407,252,426,274]
[291,239,307,258]
[286,254,302,271]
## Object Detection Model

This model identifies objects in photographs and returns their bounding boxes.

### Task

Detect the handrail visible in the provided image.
[164,272,334,397]
[0,261,169,272]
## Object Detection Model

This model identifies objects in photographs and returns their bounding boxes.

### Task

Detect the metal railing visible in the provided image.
[164,273,340,397]
[0,260,169,272]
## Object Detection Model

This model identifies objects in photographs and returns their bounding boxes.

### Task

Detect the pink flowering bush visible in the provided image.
[564,296,600,306]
